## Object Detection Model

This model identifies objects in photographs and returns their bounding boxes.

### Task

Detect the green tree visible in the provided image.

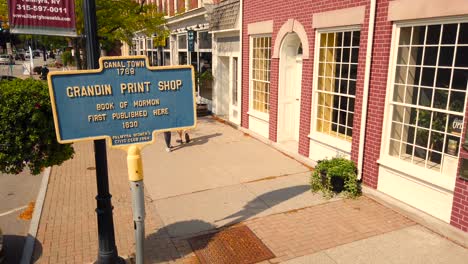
[0,79,74,175]
[74,0,168,51]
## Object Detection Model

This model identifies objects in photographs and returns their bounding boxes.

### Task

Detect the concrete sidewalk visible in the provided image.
[32,116,467,263]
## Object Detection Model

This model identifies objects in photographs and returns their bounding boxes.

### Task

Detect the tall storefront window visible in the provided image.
[315,30,360,142]
[389,22,468,173]
[251,36,272,113]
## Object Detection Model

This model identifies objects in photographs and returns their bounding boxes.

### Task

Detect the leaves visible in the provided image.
[0,78,74,175]
[310,157,361,198]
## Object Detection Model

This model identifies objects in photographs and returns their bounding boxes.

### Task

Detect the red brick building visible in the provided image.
[241,0,468,232]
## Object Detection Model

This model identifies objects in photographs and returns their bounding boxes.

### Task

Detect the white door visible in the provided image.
[216,56,230,118]
[278,34,302,142]
[229,57,241,124]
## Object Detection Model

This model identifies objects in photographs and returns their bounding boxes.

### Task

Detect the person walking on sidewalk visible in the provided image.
[164,130,191,152]
[163,131,172,152]
[176,130,191,144]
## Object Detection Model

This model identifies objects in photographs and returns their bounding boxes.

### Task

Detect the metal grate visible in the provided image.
[188,225,275,264]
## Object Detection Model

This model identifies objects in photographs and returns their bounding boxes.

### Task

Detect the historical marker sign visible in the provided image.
[48,56,196,146]
[9,0,77,37]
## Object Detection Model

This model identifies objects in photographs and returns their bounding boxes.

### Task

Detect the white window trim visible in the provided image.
[249,34,272,122]
[380,16,468,191]
[309,26,361,154]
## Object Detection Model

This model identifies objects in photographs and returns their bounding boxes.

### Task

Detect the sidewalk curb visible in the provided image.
[20,167,51,264]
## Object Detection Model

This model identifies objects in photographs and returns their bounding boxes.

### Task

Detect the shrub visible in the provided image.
[0,78,74,175]
[310,157,360,198]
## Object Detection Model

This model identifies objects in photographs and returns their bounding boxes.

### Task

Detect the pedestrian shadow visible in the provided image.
[2,234,42,263]
[218,185,310,227]
[143,185,309,262]
[171,132,222,151]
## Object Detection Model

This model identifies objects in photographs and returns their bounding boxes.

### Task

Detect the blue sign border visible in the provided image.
[48,55,197,147]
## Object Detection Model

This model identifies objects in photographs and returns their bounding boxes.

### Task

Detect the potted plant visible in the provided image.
[310,157,360,198]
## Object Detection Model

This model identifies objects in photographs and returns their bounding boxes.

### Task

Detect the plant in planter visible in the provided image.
[310,157,360,198]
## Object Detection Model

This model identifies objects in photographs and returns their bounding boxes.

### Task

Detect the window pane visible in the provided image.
[199,31,212,49]
[442,24,458,44]
[412,26,426,45]
[421,67,435,87]
[251,37,272,113]
[178,35,187,49]
[426,25,441,44]
[458,23,468,44]
[452,69,468,90]
[409,46,423,65]
[455,46,468,68]
[435,68,451,88]
[423,47,438,66]
[400,27,412,45]
[315,30,359,140]
[449,91,465,112]
[397,46,410,65]
[433,89,448,110]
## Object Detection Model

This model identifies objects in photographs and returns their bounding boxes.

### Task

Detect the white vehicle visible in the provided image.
[0,54,13,65]
[25,51,33,59]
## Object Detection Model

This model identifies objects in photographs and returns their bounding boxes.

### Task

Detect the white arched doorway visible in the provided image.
[277,33,302,150]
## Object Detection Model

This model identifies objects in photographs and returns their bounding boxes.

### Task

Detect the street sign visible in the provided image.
[8,0,77,37]
[48,56,196,147]
[187,30,195,52]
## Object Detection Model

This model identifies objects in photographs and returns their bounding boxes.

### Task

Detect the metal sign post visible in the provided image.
[127,146,145,264]
[48,55,196,263]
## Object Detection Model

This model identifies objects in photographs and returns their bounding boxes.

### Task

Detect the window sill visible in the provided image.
[248,111,269,122]
[308,132,352,154]
[377,156,457,192]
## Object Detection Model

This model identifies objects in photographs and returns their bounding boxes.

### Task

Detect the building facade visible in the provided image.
[241,0,468,232]
[126,0,216,107]
[210,0,241,124]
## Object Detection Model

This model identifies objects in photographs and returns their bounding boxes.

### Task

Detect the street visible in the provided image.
[0,170,43,263]
[0,56,51,263]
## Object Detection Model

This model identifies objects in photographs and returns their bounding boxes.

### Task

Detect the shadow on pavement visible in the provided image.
[144,220,215,263]
[2,234,42,264]
[219,185,310,226]
[171,132,222,151]
[143,185,309,261]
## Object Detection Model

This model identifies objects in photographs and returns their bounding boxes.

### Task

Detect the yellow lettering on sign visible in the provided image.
[120,82,151,95]
[158,80,183,91]
[66,84,113,98]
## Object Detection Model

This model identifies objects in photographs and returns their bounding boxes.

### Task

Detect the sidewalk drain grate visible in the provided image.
[188,225,275,264]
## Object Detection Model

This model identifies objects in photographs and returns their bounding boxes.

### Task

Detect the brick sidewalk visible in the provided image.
[32,141,418,264]
[32,142,196,264]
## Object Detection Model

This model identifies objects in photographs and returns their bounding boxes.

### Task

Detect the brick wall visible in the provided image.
[358,0,392,189]
[169,0,175,16]
[190,0,198,10]
[451,102,468,231]
[242,0,369,158]
[177,0,185,12]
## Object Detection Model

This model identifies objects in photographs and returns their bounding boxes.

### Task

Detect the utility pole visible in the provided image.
[83,0,124,263]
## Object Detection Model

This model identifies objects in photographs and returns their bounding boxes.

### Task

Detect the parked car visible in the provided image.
[0,55,14,65]
[33,49,41,57]
[15,49,26,60]
[25,51,32,59]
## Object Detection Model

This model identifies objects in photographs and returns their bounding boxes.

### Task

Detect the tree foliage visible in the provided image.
[75,0,168,50]
[0,78,74,175]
